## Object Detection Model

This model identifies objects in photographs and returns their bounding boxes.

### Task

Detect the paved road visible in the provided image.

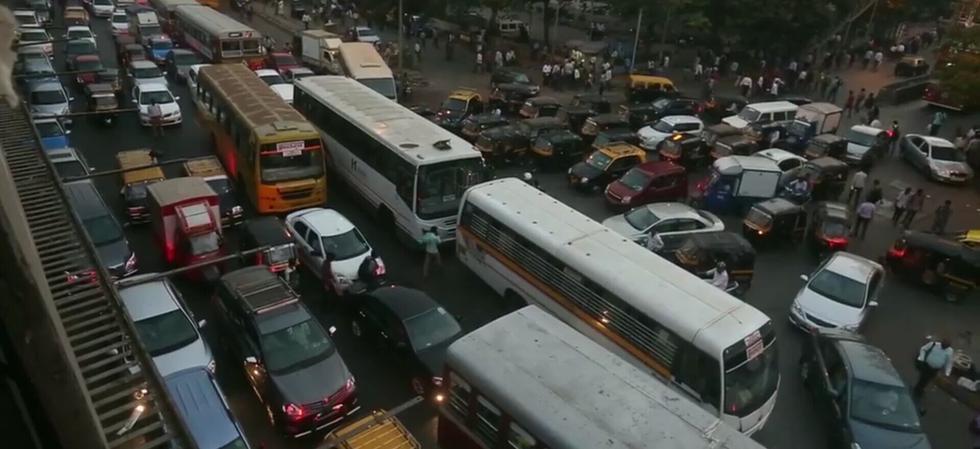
[52,10,980,449]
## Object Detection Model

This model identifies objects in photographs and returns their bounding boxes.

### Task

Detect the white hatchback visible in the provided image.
[637,115,703,150]
[132,83,182,126]
[286,208,377,293]
[790,252,884,333]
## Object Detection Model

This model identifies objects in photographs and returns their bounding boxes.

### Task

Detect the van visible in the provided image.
[64,180,137,278]
[497,18,526,38]
[165,367,251,449]
[722,100,798,130]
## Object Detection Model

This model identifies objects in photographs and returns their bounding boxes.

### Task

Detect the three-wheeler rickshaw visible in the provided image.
[885,231,980,303]
[519,96,561,119]
[117,148,165,224]
[667,231,756,294]
[85,83,118,126]
[659,133,708,168]
[742,197,807,246]
[530,129,586,168]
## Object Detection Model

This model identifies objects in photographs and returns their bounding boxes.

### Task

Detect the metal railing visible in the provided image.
[0,102,195,449]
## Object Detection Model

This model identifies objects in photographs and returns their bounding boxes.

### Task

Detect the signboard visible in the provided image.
[277,141,304,157]
[744,330,764,361]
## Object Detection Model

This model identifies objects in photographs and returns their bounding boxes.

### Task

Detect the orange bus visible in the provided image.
[196,64,326,213]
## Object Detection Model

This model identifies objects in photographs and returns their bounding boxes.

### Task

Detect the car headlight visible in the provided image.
[207,359,216,373]
[621,195,632,203]
[931,165,949,176]
[791,301,803,315]
[841,323,859,332]
[567,167,573,175]
[580,177,589,183]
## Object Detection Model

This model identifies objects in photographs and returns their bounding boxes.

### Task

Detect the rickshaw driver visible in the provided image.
[786,175,812,203]
[703,260,730,290]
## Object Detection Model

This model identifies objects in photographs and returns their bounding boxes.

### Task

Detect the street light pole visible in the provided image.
[630,7,643,69]
[397,0,403,73]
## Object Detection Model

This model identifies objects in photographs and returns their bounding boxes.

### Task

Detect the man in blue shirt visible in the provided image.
[421,227,441,279]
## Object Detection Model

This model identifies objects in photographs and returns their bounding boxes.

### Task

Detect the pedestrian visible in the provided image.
[863,49,873,69]
[854,88,867,112]
[585,72,594,90]
[892,187,912,225]
[843,90,854,117]
[494,50,503,69]
[826,76,841,102]
[865,179,883,204]
[603,68,612,91]
[931,200,953,234]
[873,50,883,71]
[421,226,441,278]
[301,12,311,29]
[694,61,704,80]
[573,66,581,87]
[275,0,283,15]
[847,168,867,205]
[769,77,783,96]
[413,40,421,63]
[148,101,163,137]
[930,110,948,136]
[903,188,925,228]
[889,120,902,155]
[913,337,954,401]
[853,199,875,238]
[866,104,880,125]
[863,92,875,111]
[474,51,482,73]
[320,252,341,297]
[542,62,551,86]
[663,54,670,68]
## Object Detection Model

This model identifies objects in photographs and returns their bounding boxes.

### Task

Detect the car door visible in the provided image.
[303,227,326,276]
[289,220,314,269]
[355,297,387,341]
[915,139,931,169]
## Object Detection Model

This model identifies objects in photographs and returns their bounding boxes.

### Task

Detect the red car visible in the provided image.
[72,54,105,87]
[922,82,966,112]
[265,52,301,76]
[604,161,688,211]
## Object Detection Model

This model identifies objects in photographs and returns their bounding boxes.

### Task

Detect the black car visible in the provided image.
[800,329,930,449]
[460,112,509,142]
[349,286,462,396]
[531,129,586,166]
[490,68,535,88]
[620,102,660,130]
[894,56,929,77]
[562,92,612,133]
[488,82,540,114]
[214,266,358,437]
[644,96,701,122]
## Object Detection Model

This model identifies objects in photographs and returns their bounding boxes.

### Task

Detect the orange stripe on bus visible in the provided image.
[458,226,672,378]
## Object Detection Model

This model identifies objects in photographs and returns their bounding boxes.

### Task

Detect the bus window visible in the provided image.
[221,39,242,55]
[243,39,261,54]
[416,158,486,220]
[260,143,324,183]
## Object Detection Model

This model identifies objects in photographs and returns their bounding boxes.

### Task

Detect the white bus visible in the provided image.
[439,305,769,449]
[172,5,264,68]
[293,76,488,244]
[337,42,397,101]
[455,177,780,435]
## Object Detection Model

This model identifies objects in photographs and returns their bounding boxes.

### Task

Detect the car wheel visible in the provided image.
[350,319,363,338]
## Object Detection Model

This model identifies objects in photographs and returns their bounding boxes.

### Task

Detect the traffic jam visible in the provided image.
[10,0,980,448]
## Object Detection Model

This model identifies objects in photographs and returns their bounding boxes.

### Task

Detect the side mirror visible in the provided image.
[799,274,809,282]
[868,300,879,308]
[174,96,180,101]
[244,356,258,364]
[328,325,337,336]
[197,319,207,328]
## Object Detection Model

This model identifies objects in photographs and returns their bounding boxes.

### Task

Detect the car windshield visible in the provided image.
[206,178,232,195]
[133,66,162,78]
[624,207,660,230]
[152,40,173,51]
[189,232,220,256]
[846,129,878,147]
[358,77,397,100]
[259,73,285,85]
[584,151,613,169]
[850,379,922,432]
[737,107,761,122]
[618,168,651,191]
[68,30,93,40]
[357,28,377,37]
[55,161,87,178]
[134,309,199,357]
[931,144,965,162]
[405,306,461,351]
[83,215,123,246]
[724,343,779,417]
[140,90,173,104]
[141,25,162,36]
[76,59,103,71]
[67,41,96,54]
[417,158,487,220]
[21,31,47,41]
[745,208,773,228]
[35,121,62,137]
[259,320,334,374]
[510,72,531,84]
[652,120,674,133]
[259,142,324,183]
[31,89,65,105]
[322,229,369,260]
[808,268,867,308]
[112,14,127,23]
[442,98,467,112]
[821,221,848,237]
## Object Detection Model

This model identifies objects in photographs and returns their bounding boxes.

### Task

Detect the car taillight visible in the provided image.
[66,269,97,285]
[886,129,896,138]
[824,236,848,249]
[888,246,907,258]
[374,258,386,277]
[283,403,306,420]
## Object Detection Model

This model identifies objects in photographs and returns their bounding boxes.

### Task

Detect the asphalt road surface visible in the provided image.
[47,12,980,449]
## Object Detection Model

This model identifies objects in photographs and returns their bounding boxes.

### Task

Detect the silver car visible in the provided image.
[128,60,168,88]
[119,276,215,376]
[901,134,974,183]
[164,49,202,82]
[28,81,72,124]
[601,202,725,244]
[790,252,884,333]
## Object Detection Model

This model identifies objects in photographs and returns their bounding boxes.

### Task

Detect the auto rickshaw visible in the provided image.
[803,134,847,160]
[957,229,980,247]
[117,149,166,224]
[240,216,299,288]
[701,123,743,150]
[710,134,761,160]
[475,125,528,163]
[516,117,567,142]
[626,73,676,103]
[579,113,630,143]
[604,160,687,210]
[488,83,539,114]
[460,112,509,142]
[886,231,980,302]
[659,133,708,168]
[530,129,585,168]
[785,157,849,202]
[433,88,484,133]
[183,157,244,227]
[701,95,747,124]
[568,142,647,191]
[591,127,639,152]
[742,197,807,245]
[807,201,852,254]
[619,102,659,130]
[85,83,118,126]
[668,231,756,294]
[695,156,782,214]
[562,93,611,134]
[519,96,562,119]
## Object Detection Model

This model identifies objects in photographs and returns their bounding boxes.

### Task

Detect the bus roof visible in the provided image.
[150,0,198,13]
[117,148,165,185]
[199,63,315,138]
[337,42,392,80]
[462,178,770,355]
[174,4,261,38]
[448,306,766,449]
[295,75,480,166]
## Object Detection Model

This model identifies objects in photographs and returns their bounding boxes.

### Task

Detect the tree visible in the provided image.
[935,26,980,110]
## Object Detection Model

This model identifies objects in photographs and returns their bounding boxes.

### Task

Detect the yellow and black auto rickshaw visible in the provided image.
[668,231,756,294]
[886,231,980,302]
[626,72,676,103]
[742,197,807,246]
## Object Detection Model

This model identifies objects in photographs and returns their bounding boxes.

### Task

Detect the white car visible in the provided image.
[254,68,286,86]
[752,147,806,173]
[187,63,211,103]
[13,9,41,28]
[269,83,294,104]
[286,208,377,293]
[66,26,97,46]
[129,60,167,87]
[110,10,130,35]
[17,28,52,56]
[354,26,381,44]
[132,83,182,126]
[637,115,703,150]
[89,0,115,17]
[790,252,883,333]
[601,202,725,244]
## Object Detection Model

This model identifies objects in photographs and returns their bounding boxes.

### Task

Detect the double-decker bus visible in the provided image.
[440,305,769,449]
[293,75,487,244]
[173,4,263,68]
[196,64,326,213]
[455,177,780,435]
[337,42,397,101]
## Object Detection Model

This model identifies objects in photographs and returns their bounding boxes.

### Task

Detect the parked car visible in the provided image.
[753,147,807,173]
[132,83,182,126]
[255,68,287,86]
[111,10,130,35]
[894,56,929,77]
[15,48,57,86]
[13,9,41,27]
[604,161,687,210]
[28,81,72,123]
[214,266,358,437]
[900,134,974,183]
[285,208,376,294]
[266,51,301,76]
[164,49,202,83]
[72,54,105,87]
[799,329,930,449]
[66,26,97,46]
[128,59,167,88]
[642,96,701,122]
[64,180,137,278]
[16,28,52,56]
[120,276,214,374]
[349,286,463,396]
[64,39,99,69]
[87,0,115,17]
[165,367,251,449]
[601,202,725,244]
[352,26,380,44]
[46,147,91,178]
[34,117,70,151]
[146,35,175,65]
[789,252,884,332]
[637,115,703,150]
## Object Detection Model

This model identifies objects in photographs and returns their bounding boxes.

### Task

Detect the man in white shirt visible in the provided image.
[914,338,954,400]
[848,169,867,205]
[706,261,729,290]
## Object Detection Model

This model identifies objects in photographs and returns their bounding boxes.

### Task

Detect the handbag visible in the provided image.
[915,341,937,372]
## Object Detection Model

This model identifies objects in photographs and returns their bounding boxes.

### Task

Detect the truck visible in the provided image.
[182,156,243,227]
[295,29,343,75]
[773,102,843,153]
[322,398,422,449]
[147,177,223,281]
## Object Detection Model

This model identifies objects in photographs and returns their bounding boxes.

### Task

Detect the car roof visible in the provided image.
[369,286,438,320]
[850,124,883,135]
[47,147,81,160]
[837,340,904,386]
[75,54,100,61]
[30,81,63,92]
[169,48,194,55]
[915,134,955,147]
[119,277,181,321]
[823,252,881,282]
[294,208,355,236]
[19,28,48,36]
[131,60,156,68]
[66,25,91,31]
[597,142,643,156]
[635,160,685,175]
[744,100,798,112]
[139,83,170,92]
[254,69,279,76]
[165,368,242,449]
[644,202,701,220]
[660,115,701,124]
[754,148,803,162]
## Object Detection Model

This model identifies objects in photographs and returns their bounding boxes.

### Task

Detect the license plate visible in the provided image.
[277,141,305,157]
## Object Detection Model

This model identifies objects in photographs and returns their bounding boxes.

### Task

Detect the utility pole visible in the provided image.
[658,5,672,63]
[630,7,643,69]
[397,0,403,73]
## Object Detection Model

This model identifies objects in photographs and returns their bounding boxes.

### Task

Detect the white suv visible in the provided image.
[790,252,884,333]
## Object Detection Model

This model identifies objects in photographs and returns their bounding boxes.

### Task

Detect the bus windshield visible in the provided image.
[724,343,779,417]
[358,77,397,100]
[260,143,324,183]
[416,157,487,220]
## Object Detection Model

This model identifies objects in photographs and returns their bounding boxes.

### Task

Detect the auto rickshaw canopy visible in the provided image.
[117,149,165,186]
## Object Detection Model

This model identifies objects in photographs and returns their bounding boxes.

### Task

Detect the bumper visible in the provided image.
[140,114,182,126]
[932,172,972,184]
[283,398,360,438]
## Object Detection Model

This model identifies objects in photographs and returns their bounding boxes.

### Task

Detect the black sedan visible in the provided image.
[349,286,462,397]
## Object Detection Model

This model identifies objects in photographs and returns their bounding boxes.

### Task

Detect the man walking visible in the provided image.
[301,11,311,29]
[854,88,866,113]
[853,199,875,239]
[148,101,163,137]
[847,168,867,205]
[903,188,925,228]
[929,110,947,136]
[892,187,912,225]
[421,227,441,279]
[865,179,883,204]
[913,337,954,401]
[889,120,902,155]
[931,200,953,235]
[843,90,854,117]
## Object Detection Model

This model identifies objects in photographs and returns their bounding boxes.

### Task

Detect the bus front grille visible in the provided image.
[280,187,314,200]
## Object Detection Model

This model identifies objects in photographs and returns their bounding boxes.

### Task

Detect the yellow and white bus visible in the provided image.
[196,64,326,213]
[173,5,264,68]
[337,42,397,101]
[294,76,487,244]
[455,177,780,435]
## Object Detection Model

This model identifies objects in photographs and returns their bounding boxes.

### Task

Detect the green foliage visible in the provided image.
[936,52,980,110]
